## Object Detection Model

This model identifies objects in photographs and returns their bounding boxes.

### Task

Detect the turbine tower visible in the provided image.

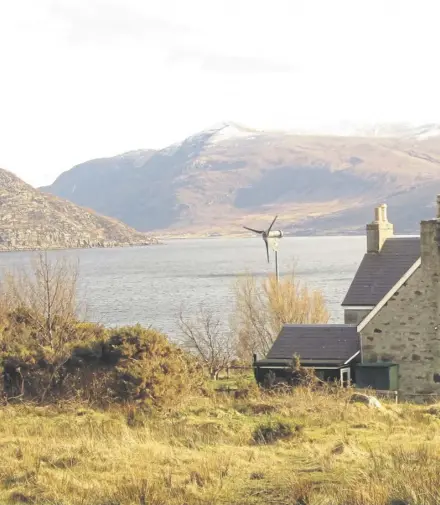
[243,215,284,282]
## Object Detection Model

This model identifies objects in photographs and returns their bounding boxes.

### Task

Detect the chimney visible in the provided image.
[366,204,394,253]
[421,194,440,268]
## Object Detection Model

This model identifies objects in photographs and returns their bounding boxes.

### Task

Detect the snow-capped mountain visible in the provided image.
[198,121,263,143]
[160,121,262,157]
[41,120,440,237]
[293,122,440,139]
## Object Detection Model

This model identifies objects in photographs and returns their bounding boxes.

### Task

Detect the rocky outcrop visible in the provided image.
[349,393,382,409]
[0,168,158,251]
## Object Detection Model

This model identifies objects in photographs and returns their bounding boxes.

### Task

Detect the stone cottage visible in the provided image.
[355,197,440,395]
[255,195,440,395]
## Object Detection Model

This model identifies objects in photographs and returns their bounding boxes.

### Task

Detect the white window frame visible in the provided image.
[340,367,351,386]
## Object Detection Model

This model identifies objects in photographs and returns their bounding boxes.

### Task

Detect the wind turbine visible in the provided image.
[243,215,284,282]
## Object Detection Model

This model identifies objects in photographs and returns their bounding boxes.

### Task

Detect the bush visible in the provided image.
[103,325,204,408]
[0,311,104,400]
[289,354,320,387]
[234,375,260,400]
[0,255,205,408]
[1,323,204,408]
[0,253,99,401]
[252,420,297,444]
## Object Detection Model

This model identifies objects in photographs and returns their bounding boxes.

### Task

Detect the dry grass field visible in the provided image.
[1,255,439,504]
[2,384,440,505]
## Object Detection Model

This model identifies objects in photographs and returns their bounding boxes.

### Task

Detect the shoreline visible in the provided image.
[0,240,161,254]
[0,233,420,250]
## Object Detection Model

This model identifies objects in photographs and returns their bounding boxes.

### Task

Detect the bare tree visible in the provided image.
[231,273,329,361]
[0,251,84,400]
[178,304,236,380]
[2,251,79,353]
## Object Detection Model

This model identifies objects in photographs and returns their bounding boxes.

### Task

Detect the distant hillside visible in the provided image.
[41,122,440,236]
[0,168,157,251]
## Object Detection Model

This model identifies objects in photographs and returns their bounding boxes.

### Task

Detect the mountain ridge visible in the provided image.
[0,168,158,251]
[41,122,440,237]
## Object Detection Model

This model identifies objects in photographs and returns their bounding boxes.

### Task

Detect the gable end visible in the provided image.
[357,258,421,333]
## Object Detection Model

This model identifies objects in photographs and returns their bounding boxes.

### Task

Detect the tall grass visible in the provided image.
[1,386,440,504]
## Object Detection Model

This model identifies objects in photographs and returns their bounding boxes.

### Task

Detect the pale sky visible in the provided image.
[1,0,439,187]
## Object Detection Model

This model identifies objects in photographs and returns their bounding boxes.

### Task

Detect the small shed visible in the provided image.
[254,324,360,386]
[355,362,399,391]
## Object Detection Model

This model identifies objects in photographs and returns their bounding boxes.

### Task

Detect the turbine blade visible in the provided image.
[267,215,278,233]
[265,239,270,263]
[243,226,264,234]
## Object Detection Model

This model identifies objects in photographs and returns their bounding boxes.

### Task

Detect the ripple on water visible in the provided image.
[0,236,365,338]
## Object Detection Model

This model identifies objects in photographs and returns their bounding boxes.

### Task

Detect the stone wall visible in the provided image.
[344,308,372,325]
[361,219,440,394]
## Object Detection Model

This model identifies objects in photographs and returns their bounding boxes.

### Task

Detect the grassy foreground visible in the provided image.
[2,386,440,505]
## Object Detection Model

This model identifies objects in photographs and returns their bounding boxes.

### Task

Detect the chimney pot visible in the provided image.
[374,207,381,222]
[367,203,393,252]
[421,195,440,267]
[381,204,388,222]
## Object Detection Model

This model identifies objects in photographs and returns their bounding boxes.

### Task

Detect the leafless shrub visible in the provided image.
[231,272,329,361]
[1,251,80,354]
[179,304,236,379]
[0,252,95,401]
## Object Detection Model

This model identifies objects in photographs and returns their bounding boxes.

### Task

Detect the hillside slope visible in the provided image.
[42,122,440,236]
[0,168,157,251]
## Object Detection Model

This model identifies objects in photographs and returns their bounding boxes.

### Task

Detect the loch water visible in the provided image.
[0,236,366,338]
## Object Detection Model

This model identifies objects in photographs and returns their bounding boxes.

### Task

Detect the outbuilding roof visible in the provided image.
[265,324,360,364]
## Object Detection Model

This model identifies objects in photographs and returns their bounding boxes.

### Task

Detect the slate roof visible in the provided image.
[342,237,420,307]
[265,324,360,364]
